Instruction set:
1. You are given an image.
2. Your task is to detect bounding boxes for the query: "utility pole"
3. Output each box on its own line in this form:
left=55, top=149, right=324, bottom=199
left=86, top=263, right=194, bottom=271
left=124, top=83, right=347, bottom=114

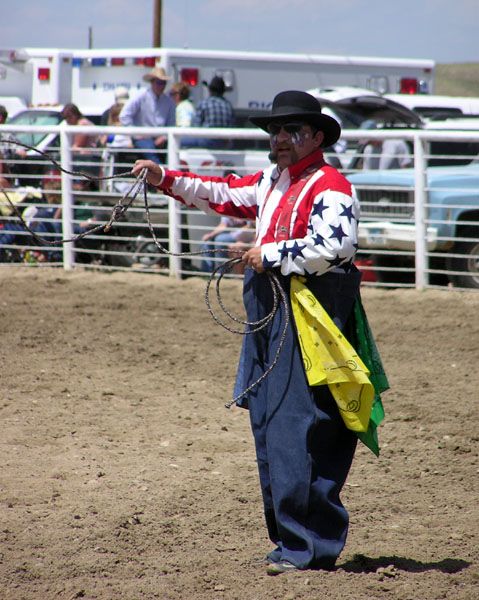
left=153, top=0, right=162, bottom=47
left=88, top=26, right=93, bottom=49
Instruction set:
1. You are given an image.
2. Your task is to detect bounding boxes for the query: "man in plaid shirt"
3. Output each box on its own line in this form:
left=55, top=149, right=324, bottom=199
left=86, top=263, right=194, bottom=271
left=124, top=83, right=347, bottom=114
left=190, top=76, right=234, bottom=148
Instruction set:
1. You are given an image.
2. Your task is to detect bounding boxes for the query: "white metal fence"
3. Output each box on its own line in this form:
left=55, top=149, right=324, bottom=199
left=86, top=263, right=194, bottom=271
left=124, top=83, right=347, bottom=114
left=0, top=122, right=478, bottom=289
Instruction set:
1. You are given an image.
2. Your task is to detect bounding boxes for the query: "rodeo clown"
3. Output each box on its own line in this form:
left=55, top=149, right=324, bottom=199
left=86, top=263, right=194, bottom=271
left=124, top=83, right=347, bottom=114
left=131, top=90, right=386, bottom=575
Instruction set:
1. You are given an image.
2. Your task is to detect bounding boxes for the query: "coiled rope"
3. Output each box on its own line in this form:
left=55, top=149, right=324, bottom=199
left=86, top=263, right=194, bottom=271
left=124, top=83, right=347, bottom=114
left=1, top=139, right=290, bottom=407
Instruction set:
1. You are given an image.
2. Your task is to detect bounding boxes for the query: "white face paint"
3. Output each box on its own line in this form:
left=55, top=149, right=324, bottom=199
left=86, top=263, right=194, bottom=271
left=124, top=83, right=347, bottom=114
left=267, top=123, right=321, bottom=170
left=270, top=130, right=310, bottom=148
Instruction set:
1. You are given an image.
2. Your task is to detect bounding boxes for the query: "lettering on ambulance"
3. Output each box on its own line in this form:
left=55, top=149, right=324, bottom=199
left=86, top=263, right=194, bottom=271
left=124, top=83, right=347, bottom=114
left=248, top=101, right=273, bottom=109
left=100, top=83, right=133, bottom=91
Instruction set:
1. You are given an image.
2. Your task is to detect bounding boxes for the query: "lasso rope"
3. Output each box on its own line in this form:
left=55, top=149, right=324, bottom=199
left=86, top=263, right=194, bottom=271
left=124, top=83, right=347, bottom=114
left=1, top=139, right=290, bottom=407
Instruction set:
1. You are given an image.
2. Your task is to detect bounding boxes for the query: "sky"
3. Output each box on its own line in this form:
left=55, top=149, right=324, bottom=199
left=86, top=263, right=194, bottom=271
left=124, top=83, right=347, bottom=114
left=1, top=0, right=478, bottom=64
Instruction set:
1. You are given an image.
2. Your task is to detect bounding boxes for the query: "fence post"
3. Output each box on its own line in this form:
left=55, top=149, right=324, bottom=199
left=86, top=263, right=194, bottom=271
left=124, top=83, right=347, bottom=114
left=166, top=130, right=182, bottom=278
left=60, top=125, right=74, bottom=270
left=413, top=133, right=428, bottom=289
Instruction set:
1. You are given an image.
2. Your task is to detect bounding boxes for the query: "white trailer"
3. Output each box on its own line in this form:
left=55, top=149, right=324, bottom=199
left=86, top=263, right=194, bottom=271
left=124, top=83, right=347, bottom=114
left=0, top=46, right=435, bottom=119
left=0, top=49, right=73, bottom=116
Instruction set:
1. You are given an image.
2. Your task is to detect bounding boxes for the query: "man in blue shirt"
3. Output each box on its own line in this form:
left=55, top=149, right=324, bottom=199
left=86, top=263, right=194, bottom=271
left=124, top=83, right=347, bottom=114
left=120, top=67, right=176, bottom=163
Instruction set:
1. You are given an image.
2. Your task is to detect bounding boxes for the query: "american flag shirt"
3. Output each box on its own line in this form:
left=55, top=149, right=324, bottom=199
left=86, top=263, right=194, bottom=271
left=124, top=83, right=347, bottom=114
left=158, top=149, right=359, bottom=276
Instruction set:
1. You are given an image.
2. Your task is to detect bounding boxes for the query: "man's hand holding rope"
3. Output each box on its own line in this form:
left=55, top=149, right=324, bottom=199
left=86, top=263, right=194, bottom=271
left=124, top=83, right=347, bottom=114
left=131, top=159, right=265, bottom=273
left=132, top=159, right=164, bottom=188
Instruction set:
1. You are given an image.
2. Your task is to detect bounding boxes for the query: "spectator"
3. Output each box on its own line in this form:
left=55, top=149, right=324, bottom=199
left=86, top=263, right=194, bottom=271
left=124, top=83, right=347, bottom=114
left=101, top=86, right=130, bottom=125
left=200, top=216, right=255, bottom=272
left=119, top=66, right=176, bottom=164
left=362, top=139, right=412, bottom=170
left=188, top=76, right=234, bottom=148
left=61, top=103, right=98, bottom=154
left=169, top=82, right=195, bottom=128
left=27, top=170, right=63, bottom=261
left=100, top=103, right=135, bottom=193
left=360, top=121, right=412, bottom=170
left=0, top=105, right=11, bottom=188
left=60, top=103, right=100, bottom=181
left=100, top=102, right=134, bottom=150
left=0, top=171, right=62, bottom=262
left=378, top=139, right=413, bottom=169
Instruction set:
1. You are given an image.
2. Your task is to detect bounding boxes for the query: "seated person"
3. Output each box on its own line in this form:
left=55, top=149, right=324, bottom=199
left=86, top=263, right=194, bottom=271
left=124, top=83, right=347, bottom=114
left=0, top=171, right=62, bottom=262
left=200, top=216, right=255, bottom=272
left=60, top=103, right=101, bottom=184
left=100, top=103, right=136, bottom=192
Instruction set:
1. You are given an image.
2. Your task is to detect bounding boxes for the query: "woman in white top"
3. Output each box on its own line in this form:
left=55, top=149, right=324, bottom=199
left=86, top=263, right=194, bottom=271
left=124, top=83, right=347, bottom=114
left=169, top=82, right=195, bottom=127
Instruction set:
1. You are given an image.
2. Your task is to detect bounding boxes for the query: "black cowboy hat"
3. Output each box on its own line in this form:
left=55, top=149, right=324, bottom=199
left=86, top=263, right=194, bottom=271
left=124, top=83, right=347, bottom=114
left=202, top=75, right=226, bottom=95
left=249, top=90, right=341, bottom=148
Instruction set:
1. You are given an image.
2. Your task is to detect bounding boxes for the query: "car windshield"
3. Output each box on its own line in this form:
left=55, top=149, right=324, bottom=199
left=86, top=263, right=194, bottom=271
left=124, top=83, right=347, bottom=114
left=8, top=110, right=62, bottom=147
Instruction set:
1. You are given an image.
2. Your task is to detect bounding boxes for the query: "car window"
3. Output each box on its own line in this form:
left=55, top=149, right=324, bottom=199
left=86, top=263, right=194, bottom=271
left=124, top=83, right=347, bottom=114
left=8, top=111, right=62, bottom=147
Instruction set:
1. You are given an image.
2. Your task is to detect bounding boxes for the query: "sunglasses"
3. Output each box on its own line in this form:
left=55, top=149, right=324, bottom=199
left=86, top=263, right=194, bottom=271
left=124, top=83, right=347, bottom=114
left=266, top=122, right=306, bottom=136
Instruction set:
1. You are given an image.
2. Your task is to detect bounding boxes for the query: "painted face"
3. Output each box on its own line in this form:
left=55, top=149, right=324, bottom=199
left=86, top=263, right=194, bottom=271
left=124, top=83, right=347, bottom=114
left=267, top=121, right=323, bottom=170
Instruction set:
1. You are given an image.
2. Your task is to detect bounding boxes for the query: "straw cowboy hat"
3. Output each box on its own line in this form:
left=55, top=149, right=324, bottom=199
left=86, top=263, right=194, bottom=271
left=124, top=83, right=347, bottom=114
left=143, top=66, right=171, bottom=82
left=249, top=90, right=341, bottom=148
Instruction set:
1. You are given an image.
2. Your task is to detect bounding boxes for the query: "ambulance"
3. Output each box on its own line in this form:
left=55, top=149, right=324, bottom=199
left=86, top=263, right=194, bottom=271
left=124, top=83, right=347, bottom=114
left=0, top=47, right=436, bottom=120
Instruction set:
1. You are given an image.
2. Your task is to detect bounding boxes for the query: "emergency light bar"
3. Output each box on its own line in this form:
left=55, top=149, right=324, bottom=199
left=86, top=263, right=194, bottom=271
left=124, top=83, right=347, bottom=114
left=134, top=57, right=156, bottom=67
left=71, top=56, right=156, bottom=67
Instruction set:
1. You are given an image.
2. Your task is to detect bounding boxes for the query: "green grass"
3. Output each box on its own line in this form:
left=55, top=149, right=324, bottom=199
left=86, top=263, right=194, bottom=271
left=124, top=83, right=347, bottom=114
left=435, top=63, right=479, bottom=96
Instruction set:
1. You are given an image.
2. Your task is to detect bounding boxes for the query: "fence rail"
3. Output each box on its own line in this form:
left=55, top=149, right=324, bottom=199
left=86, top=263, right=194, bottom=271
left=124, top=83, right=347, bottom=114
left=1, top=122, right=478, bottom=289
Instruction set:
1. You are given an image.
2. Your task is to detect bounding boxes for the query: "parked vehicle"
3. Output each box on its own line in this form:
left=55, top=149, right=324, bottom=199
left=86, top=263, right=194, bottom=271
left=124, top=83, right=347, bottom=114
left=349, top=160, right=479, bottom=288
left=385, top=93, right=479, bottom=119
left=3, top=107, right=105, bottom=186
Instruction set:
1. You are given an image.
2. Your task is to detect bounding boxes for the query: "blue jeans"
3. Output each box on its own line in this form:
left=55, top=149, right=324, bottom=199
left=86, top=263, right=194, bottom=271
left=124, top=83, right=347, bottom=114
left=133, top=138, right=163, bottom=164
left=200, top=231, right=236, bottom=272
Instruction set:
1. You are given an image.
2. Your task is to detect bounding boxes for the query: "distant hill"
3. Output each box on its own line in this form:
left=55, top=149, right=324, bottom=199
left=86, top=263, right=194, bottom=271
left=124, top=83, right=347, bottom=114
left=436, top=63, right=479, bottom=97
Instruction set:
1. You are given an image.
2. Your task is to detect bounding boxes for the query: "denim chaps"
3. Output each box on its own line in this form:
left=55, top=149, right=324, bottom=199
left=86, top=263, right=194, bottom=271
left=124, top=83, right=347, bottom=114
left=235, top=268, right=361, bottom=569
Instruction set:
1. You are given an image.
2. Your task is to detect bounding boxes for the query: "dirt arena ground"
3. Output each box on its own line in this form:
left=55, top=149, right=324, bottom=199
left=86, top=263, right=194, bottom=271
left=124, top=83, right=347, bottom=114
left=0, top=268, right=478, bottom=600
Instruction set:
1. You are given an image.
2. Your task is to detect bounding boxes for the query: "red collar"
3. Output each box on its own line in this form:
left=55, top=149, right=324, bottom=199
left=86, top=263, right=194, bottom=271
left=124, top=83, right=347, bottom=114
left=286, top=149, right=326, bottom=181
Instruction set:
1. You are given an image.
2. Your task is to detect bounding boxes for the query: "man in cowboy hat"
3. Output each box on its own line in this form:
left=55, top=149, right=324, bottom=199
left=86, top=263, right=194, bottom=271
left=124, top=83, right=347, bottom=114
left=132, top=91, right=364, bottom=574
left=186, top=75, right=234, bottom=148
left=120, top=66, right=175, bottom=163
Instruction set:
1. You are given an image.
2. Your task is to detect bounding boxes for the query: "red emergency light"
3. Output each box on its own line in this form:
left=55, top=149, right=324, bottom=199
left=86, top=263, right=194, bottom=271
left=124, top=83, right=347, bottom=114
left=399, top=78, right=419, bottom=94
left=134, top=57, right=156, bottom=67
left=180, top=67, right=199, bottom=87
left=111, top=57, right=125, bottom=66
left=38, top=67, right=50, bottom=81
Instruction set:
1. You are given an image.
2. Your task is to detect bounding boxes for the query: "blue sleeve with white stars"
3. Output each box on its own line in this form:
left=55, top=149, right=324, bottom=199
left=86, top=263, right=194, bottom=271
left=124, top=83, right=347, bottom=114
left=261, top=188, right=360, bottom=276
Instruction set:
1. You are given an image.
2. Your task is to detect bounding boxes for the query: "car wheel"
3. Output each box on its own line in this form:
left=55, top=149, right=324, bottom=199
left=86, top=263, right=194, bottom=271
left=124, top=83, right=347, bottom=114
left=446, top=235, right=479, bottom=289
left=101, top=240, right=137, bottom=268
left=372, top=254, right=415, bottom=285
left=132, top=241, right=169, bottom=269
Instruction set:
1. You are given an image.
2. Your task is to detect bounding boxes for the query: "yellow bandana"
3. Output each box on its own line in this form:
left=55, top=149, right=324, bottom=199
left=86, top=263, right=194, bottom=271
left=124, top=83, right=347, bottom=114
left=290, top=276, right=374, bottom=432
